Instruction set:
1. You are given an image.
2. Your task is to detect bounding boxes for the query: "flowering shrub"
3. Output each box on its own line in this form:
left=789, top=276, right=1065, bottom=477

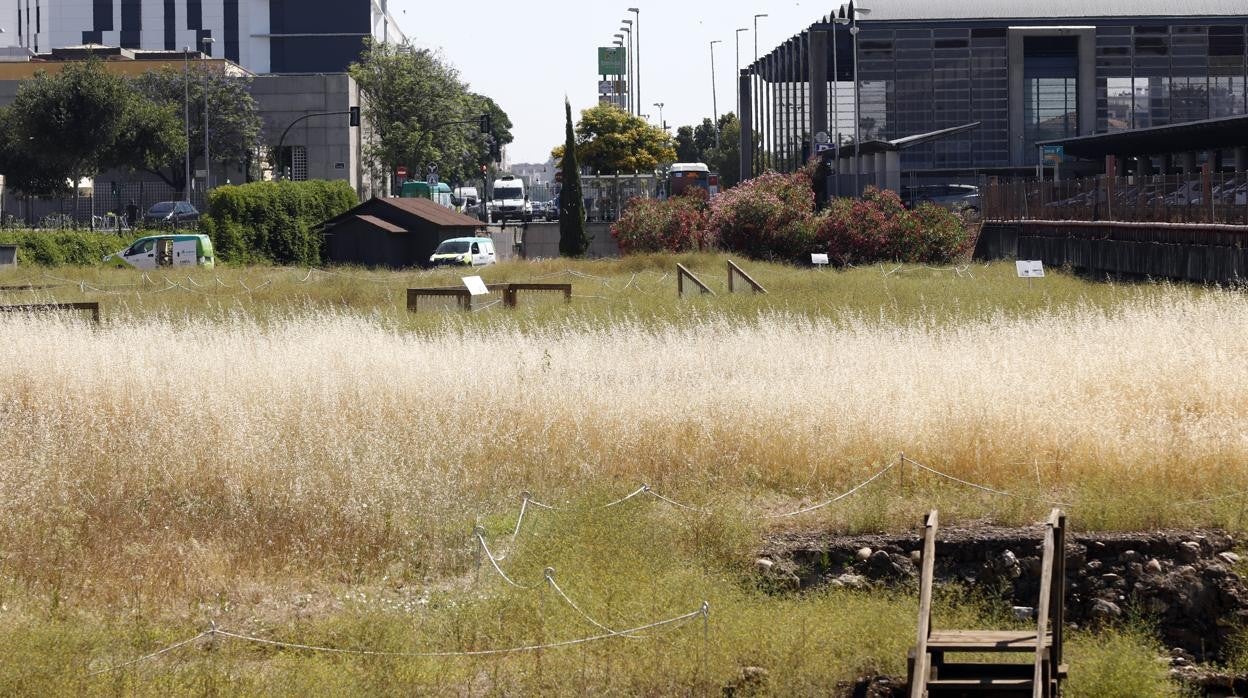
left=817, top=186, right=970, bottom=265
left=611, top=190, right=715, bottom=254
left=708, top=171, right=820, bottom=262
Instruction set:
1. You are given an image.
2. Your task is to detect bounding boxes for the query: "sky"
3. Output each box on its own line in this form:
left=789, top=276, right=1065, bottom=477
left=388, top=1, right=820, bottom=165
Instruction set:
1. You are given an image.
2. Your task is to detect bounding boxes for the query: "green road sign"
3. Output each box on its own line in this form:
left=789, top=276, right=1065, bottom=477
left=1041, top=145, right=1065, bottom=164
left=598, top=47, right=627, bottom=75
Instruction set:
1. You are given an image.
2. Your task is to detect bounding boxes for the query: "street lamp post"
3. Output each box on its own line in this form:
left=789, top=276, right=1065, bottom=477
left=620, top=20, right=633, bottom=115
left=710, top=40, right=722, bottom=149
left=628, top=8, right=640, bottom=117
left=183, top=46, right=192, bottom=202
left=613, top=34, right=626, bottom=110
left=653, top=102, right=666, bottom=130
left=201, top=36, right=214, bottom=193
left=834, top=7, right=849, bottom=187
left=849, top=4, right=869, bottom=197
left=754, top=14, right=768, bottom=174
left=735, top=27, right=749, bottom=121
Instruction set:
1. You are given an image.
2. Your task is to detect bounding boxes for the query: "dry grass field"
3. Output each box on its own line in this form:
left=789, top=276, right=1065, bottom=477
left=0, top=256, right=1235, bottom=694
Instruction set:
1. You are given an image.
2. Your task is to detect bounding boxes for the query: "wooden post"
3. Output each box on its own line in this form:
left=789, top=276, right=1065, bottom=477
left=727, top=260, right=768, bottom=294
left=676, top=263, right=714, bottom=297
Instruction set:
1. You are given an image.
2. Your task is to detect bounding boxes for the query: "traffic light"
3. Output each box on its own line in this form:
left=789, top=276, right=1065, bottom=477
left=489, top=137, right=501, bottom=163
left=479, top=113, right=492, bottom=134
left=349, top=106, right=361, bottom=127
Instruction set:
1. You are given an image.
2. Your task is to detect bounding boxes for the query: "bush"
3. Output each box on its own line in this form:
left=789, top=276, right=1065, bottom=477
left=817, top=186, right=970, bottom=265
left=0, top=230, right=138, bottom=266
left=201, top=180, right=358, bottom=265
left=708, top=171, right=820, bottom=262
left=611, top=190, right=714, bottom=255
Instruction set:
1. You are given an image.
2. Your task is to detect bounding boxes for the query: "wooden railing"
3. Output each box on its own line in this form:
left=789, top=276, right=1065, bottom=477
left=909, top=509, right=939, bottom=698
left=0, top=302, right=101, bottom=323
left=407, top=283, right=572, bottom=312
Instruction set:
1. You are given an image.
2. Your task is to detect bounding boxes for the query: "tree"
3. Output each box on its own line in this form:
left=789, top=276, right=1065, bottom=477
left=131, top=65, right=261, bottom=194
left=6, top=60, right=133, bottom=202
left=351, top=40, right=506, bottom=193
left=693, top=118, right=718, bottom=155
left=0, top=107, right=71, bottom=198
left=450, top=93, right=513, bottom=184
left=558, top=100, right=588, bottom=257
left=551, top=104, right=675, bottom=174
left=706, top=113, right=742, bottom=188
left=674, top=125, right=699, bottom=162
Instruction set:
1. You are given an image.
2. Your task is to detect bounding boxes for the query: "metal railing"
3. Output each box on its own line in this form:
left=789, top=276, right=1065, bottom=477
left=984, top=173, right=1248, bottom=226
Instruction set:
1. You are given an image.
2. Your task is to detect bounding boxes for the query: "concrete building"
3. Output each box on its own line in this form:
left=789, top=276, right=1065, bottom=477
left=0, top=0, right=403, bottom=73
left=744, top=2, right=1248, bottom=186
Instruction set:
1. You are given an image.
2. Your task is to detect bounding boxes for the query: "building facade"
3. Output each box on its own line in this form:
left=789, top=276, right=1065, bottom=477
left=746, top=2, right=1248, bottom=182
left=0, top=0, right=402, bottom=73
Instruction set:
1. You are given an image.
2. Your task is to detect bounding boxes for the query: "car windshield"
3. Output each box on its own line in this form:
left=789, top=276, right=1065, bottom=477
left=435, top=240, right=472, bottom=254
left=495, top=187, right=523, bottom=200
left=148, top=203, right=176, bottom=214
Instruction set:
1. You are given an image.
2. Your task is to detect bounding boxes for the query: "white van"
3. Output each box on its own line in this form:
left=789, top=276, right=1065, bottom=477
left=429, top=237, right=497, bottom=267
left=107, top=234, right=216, bottom=270
left=488, top=175, right=531, bottom=224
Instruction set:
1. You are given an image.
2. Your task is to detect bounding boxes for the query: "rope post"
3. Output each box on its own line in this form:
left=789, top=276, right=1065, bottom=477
left=899, top=452, right=907, bottom=496
left=700, top=601, right=711, bottom=692
left=208, top=620, right=218, bottom=653
left=473, top=525, right=485, bottom=584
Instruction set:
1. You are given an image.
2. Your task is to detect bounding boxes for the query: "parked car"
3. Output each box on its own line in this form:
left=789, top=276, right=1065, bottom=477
left=901, top=184, right=981, bottom=217
left=428, top=237, right=497, bottom=267
left=143, top=201, right=200, bottom=226
left=106, top=234, right=215, bottom=270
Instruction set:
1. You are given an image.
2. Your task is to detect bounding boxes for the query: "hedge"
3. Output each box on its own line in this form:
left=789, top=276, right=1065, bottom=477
left=201, top=180, right=358, bottom=265
left=0, top=231, right=138, bottom=266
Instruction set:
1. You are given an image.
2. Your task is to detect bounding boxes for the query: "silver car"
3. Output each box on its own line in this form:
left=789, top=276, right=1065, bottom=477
left=902, top=184, right=981, bottom=217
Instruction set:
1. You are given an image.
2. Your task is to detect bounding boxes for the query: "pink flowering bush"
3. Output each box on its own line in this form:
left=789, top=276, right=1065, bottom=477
left=817, top=187, right=970, bottom=265
left=611, top=190, right=715, bottom=254
left=708, top=171, right=821, bottom=262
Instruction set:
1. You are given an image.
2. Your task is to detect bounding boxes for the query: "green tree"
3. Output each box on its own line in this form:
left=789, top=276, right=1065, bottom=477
left=0, top=107, right=73, bottom=198
left=552, top=104, right=675, bottom=174
left=450, top=93, right=513, bottom=184
left=693, top=118, right=718, bottom=155
left=130, top=65, right=261, bottom=194
left=5, top=60, right=133, bottom=202
left=674, top=125, right=699, bottom=162
left=706, top=113, right=742, bottom=188
left=351, top=41, right=505, bottom=192
left=558, top=100, right=588, bottom=257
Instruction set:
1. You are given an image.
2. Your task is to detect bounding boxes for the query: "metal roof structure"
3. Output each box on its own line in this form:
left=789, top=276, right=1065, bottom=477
left=1037, top=114, right=1248, bottom=159
left=830, top=122, right=982, bottom=158
left=813, top=1, right=1248, bottom=23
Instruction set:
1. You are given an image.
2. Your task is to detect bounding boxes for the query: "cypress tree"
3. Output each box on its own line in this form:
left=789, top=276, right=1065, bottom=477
left=558, top=99, right=589, bottom=257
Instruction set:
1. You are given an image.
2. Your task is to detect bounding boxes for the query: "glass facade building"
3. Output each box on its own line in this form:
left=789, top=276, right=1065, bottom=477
left=746, top=7, right=1248, bottom=181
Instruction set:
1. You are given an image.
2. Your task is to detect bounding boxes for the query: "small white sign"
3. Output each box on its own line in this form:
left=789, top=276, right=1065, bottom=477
left=463, top=275, right=489, bottom=296
left=1016, top=261, right=1045, bottom=278
left=811, top=253, right=830, bottom=266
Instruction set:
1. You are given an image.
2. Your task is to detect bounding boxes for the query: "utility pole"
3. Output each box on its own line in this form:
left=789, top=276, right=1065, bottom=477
left=710, top=40, right=722, bottom=149
left=736, top=28, right=749, bottom=120
left=629, top=8, right=640, bottom=117
left=202, top=36, right=215, bottom=192
left=183, top=46, right=192, bottom=202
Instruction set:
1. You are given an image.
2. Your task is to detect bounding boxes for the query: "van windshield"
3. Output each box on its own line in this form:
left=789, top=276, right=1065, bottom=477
left=495, top=187, right=523, bottom=200
left=435, top=240, right=471, bottom=255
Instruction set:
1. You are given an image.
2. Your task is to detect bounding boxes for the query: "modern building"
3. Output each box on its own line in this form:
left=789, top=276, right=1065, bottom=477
left=743, top=1, right=1248, bottom=185
left=0, top=0, right=403, bottom=73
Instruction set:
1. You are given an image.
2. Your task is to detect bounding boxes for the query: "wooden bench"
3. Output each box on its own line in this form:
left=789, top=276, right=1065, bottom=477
left=407, top=283, right=572, bottom=312
left=908, top=509, right=1067, bottom=697
left=0, top=302, right=101, bottom=323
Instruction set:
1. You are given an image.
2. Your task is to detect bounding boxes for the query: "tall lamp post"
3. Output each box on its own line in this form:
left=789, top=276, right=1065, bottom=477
left=849, top=4, right=869, bottom=197
left=201, top=36, right=215, bottom=193
left=710, top=40, right=722, bottom=148
left=754, top=14, right=768, bottom=173
left=735, top=27, right=749, bottom=120
left=613, top=34, right=626, bottom=109
left=620, top=20, right=633, bottom=115
left=628, top=8, right=640, bottom=116
left=183, top=46, right=192, bottom=202
left=653, top=102, right=666, bottom=130
left=833, top=7, right=849, bottom=182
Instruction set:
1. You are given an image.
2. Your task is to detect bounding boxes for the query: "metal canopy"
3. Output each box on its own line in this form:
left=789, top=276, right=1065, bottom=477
left=829, top=122, right=982, bottom=158
left=1037, top=114, right=1248, bottom=159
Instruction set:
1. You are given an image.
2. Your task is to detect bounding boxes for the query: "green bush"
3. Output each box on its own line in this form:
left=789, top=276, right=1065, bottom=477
left=201, top=180, right=358, bottom=265
left=708, top=170, right=821, bottom=262
left=0, top=230, right=137, bottom=266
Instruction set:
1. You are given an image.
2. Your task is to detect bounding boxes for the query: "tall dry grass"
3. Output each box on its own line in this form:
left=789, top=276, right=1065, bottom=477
left=2, top=291, right=1247, bottom=603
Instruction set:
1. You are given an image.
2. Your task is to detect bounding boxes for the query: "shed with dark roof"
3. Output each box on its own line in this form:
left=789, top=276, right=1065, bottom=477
left=322, top=197, right=485, bottom=268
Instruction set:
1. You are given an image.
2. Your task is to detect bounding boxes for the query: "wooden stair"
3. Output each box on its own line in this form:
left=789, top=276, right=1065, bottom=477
left=908, top=510, right=1067, bottom=698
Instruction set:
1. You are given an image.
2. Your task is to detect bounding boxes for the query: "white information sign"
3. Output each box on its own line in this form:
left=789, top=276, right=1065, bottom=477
left=1015, top=261, right=1045, bottom=278
left=463, top=275, right=489, bottom=296
left=811, top=253, right=830, bottom=266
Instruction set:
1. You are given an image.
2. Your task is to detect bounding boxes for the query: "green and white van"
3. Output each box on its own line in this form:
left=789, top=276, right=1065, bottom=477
left=429, top=237, right=497, bottom=267
left=108, top=234, right=216, bottom=270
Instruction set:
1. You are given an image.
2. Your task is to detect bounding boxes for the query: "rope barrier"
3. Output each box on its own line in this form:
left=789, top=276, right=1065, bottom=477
left=475, top=528, right=538, bottom=589
left=901, top=455, right=1070, bottom=507
left=544, top=569, right=642, bottom=638
left=87, top=631, right=213, bottom=676
left=763, top=459, right=900, bottom=519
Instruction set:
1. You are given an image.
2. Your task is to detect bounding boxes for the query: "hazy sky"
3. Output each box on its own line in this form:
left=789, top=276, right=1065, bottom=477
left=389, top=1, right=820, bottom=164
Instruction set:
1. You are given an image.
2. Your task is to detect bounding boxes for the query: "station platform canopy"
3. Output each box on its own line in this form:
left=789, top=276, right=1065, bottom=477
left=1038, top=114, right=1248, bottom=160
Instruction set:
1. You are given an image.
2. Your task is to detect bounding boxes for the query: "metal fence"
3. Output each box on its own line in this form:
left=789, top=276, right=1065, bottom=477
left=579, top=173, right=659, bottom=222
left=984, top=174, right=1248, bottom=226
left=1, top=181, right=205, bottom=230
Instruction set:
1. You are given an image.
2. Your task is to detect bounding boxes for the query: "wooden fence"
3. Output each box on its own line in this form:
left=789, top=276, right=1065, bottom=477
left=0, top=302, right=101, bottom=323
left=407, top=283, right=572, bottom=312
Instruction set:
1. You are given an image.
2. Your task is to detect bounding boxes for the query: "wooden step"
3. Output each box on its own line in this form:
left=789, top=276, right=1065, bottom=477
left=926, top=677, right=1034, bottom=694
left=927, top=630, right=1052, bottom=652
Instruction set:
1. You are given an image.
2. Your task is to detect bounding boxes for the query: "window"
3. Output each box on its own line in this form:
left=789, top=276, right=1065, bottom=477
left=470, top=243, right=480, bottom=254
